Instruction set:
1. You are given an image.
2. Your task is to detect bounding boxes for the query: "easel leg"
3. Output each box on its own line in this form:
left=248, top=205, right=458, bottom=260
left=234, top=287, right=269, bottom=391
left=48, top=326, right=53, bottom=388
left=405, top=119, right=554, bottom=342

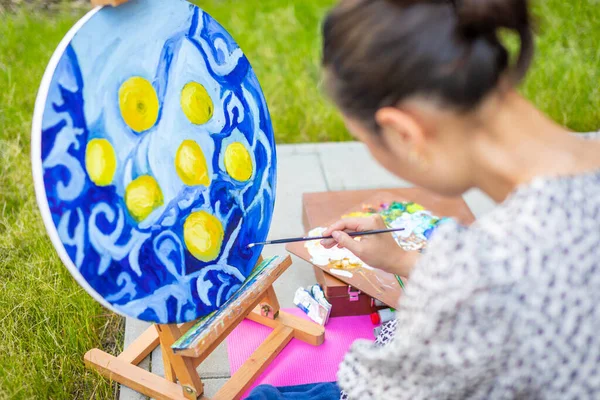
left=161, top=338, right=177, bottom=383
left=156, top=324, right=204, bottom=399
left=117, top=324, right=160, bottom=364
left=248, top=309, right=325, bottom=346
left=85, top=348, right=188, bottom=400
left=214, top=284, right=324, bottom=399
left=212, top=326, right=294, bottom=400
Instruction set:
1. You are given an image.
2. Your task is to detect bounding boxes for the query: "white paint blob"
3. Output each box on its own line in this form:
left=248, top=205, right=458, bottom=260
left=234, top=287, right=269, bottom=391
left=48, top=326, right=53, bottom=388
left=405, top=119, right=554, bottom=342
left=328, top=269, right=354, bottom=278
left=304, top=227, right=364, bottom=266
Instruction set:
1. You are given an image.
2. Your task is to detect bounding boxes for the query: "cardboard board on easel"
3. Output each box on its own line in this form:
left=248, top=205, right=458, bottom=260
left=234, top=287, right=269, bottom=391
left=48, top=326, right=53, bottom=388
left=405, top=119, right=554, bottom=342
left=287, top=187, right=476, bottom=309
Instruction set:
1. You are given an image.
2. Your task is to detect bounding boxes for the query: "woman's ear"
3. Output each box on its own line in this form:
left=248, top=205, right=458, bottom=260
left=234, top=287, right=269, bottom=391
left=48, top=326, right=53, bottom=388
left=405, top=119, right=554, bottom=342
left=375, top=106, right=426, bottom=157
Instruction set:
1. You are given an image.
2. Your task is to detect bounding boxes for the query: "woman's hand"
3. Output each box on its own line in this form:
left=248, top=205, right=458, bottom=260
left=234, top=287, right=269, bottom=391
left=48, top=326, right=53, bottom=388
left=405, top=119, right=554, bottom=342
left=321, top=215, right=419, bottom=276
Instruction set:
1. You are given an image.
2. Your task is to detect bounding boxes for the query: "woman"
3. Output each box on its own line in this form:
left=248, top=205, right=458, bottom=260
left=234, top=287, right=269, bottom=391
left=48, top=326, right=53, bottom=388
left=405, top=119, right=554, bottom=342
left=317, top=0, right=600, bottom=398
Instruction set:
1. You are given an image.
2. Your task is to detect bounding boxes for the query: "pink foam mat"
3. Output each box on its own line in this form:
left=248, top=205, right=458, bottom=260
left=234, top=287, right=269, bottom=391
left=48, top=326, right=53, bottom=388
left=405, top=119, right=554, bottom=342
left=226, top=308, right=374, bottom=397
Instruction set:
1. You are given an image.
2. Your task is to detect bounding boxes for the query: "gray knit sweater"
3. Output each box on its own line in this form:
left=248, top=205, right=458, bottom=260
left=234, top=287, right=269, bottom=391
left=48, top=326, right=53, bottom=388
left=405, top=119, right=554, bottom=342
left=338, top=132, right=600, bottom=399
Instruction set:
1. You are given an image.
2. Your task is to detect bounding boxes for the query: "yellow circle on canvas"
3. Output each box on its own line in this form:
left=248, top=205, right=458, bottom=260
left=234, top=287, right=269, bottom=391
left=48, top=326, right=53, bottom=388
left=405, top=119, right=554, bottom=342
left=175, top=140, right=210, bottom=186
left=85, top=138, right=117, bottom=186
left=119, top=77, right=159, bottom=132
left=181, top=82, right=213, bottom=125
left=183, top=211, right=224, bottom=262
left=224, top=142, right=253, bottom=182
left=125, top=175, right=164, bottom=222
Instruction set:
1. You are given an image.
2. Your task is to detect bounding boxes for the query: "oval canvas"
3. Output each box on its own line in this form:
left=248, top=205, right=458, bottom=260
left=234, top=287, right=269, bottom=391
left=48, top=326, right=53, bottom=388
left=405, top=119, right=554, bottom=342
left=31, top=0, right=276, bottom=324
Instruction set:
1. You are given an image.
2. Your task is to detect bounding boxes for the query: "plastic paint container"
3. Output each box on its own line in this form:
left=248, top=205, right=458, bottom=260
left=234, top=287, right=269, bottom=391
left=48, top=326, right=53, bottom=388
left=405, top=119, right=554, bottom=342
left=373, top=326, right=383, bottom=338
left=370, top=308, right=395, bottom=325
left=371, top=298, right=386, bottom=308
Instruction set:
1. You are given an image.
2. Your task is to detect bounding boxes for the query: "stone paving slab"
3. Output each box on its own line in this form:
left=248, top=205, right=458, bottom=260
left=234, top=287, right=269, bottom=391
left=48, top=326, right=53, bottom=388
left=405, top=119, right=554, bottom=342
left=120, top=142, right=496, bottom=399
left=316, top=142, right=411, bottom=191
left=203, top=378, right=230, bottom=398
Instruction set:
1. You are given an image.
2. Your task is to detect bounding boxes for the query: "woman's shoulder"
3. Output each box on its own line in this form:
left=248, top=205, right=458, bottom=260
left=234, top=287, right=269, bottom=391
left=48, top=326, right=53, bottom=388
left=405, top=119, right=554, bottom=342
left=418, top=172, right=600, bottom=288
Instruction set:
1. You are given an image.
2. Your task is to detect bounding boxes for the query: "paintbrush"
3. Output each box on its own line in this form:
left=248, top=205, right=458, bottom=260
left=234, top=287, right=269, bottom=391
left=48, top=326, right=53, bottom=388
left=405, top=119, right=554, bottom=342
left=246, top=227, right=405, bottom=248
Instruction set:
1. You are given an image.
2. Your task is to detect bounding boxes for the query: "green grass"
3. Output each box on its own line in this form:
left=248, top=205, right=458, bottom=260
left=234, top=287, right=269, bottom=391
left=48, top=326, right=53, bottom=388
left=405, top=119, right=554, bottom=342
left=201, top=0, right=600, bottom=138
left=0, top=7, right=123, bottom=400
left=0, top=0, right=598, bottom=398
left=522, top=1, right=600, bottom=131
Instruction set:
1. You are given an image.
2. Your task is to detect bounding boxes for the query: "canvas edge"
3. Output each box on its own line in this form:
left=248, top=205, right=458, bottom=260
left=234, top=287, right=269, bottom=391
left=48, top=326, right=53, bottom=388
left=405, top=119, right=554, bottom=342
left=30, top=5, right=128, bottom=319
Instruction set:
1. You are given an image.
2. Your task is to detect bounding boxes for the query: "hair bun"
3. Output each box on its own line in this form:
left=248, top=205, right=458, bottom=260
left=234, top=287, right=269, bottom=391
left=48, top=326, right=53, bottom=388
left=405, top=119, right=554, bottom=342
left=384, top=0, right=529, bottom=36
left=455, top=0, right=529, bottom=34
left=455, top=0, right=533, bottom=82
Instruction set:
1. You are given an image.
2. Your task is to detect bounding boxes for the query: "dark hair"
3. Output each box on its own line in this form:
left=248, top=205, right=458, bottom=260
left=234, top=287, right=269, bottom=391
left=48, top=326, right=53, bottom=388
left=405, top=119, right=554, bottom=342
left=322, top=0, right=534, bottom=131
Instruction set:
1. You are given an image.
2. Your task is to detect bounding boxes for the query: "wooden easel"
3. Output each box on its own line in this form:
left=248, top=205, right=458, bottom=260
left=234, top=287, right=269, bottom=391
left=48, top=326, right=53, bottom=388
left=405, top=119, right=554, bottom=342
left=85, top=255, right=325, bottom=399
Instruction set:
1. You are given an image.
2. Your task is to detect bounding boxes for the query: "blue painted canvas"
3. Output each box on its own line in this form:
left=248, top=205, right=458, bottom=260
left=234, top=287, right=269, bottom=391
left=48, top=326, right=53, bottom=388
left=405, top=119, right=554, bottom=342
left=31, top=0, right=276, bottom=324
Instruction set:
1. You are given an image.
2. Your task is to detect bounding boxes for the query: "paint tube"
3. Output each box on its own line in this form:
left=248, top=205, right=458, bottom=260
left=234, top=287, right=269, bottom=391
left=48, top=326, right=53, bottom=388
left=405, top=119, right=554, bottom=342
left=294, top=288, right=311, bottom=315
left=373, top=326, right=383, bottom=338
left=310, top=284, right=332, bottom=325
left=371, top=298, right=386, bottom=308
left=378, top=308, right=395, bottom=323
left=370, top=308, right=395, bottom=325
left=310, top=285, right=332, bottom=315
left=293, top=287, right=330, bottom=326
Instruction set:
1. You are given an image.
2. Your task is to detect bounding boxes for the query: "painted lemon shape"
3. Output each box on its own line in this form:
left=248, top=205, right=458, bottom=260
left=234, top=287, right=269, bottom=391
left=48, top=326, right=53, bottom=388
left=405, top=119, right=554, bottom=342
left=119, top=77, right=159, bottom=132
left=181, top=82, right=213, bottom=125
left=183, top=211, right=224, bottom=262
left=224, top=142, right=253, bottom=182
left=175, top=140, right=210, bottom=186
left=125, top=175, right=163, bottom=222
left=85, top=138, right=116, bottom=186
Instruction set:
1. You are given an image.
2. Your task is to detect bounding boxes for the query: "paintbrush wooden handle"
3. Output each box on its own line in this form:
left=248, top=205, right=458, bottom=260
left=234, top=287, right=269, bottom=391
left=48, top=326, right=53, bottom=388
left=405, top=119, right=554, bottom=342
left=346, top=228, right=403, bottom=238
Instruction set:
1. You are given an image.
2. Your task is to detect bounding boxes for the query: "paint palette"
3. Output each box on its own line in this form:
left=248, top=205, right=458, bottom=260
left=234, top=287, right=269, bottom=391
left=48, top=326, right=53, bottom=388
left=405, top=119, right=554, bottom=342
left=31, top=0, right=276, bottom=323
left=305, top=201, right=450, bottom=272
left=287, top=189, right=476, bottom=308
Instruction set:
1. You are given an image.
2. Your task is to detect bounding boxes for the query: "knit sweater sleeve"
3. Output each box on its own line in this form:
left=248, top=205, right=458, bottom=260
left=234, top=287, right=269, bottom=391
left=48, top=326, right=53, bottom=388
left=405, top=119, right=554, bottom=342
left=337, top=221, right=521, bottom=399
